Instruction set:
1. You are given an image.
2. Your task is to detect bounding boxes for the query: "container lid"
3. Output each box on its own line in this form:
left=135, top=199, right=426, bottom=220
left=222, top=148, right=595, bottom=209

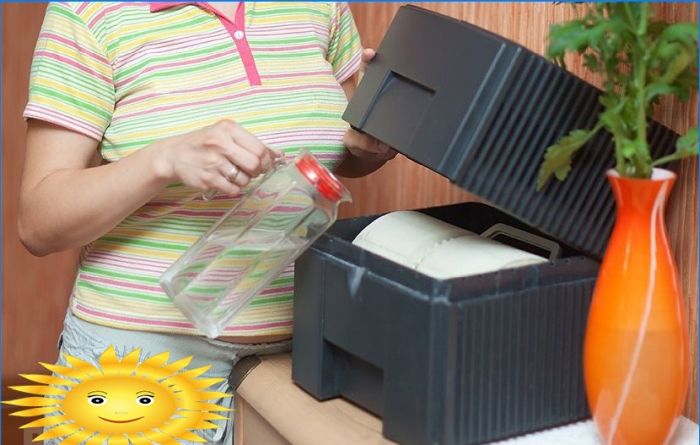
left=295, top=152, right=345, bottom=202
left=343, top=5, right=678, bottom=259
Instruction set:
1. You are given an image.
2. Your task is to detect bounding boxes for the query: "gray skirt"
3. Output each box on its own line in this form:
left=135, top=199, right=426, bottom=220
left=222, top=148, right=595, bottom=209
left=47, top=308, right=291, bottom=445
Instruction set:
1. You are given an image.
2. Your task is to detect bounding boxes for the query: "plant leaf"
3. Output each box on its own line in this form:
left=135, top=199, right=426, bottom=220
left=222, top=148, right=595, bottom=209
left=660, top=22, right=698, bottom=46
left=599, top=96, right=628, bottom=139
left=647, top=20, right=669, bottom=39
left=646, top=80, right=692, bottom=103
left=583, top=53, right=601, bottom=72
left=536, top=126, right=601, bottom=190
left=652, top=127, right=699, bottom=167
left=660, top=47, right=692, bottom=85
left=645, top=83, right=675, bottom=102
left=676, top=127, right=699, bottom=156
left=547, top=21, right=590, bottom=60
left=673, top=69, right=698, bottom=93
left=620, top=140, right=639, bottom=159
left=539, top=3, right=698, bottom=186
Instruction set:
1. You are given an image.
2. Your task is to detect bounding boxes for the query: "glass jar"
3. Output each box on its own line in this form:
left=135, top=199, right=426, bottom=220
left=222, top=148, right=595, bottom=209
left=160, top=151, right=351, bottom=338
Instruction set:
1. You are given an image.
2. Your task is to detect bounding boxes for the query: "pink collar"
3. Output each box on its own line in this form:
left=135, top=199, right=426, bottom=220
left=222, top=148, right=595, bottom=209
left=149, top=2, right=243, bottom=22
left=149, top=2, right=195, bottom=13
left=149, top=2, right=260, bottom=86
left=149, top=2, right=246, bottom=30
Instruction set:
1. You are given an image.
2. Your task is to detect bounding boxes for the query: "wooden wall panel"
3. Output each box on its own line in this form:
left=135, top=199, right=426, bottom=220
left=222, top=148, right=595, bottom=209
left=347, top=2, right=698, bottom=421
left=1, top=4, right=79, bottom=442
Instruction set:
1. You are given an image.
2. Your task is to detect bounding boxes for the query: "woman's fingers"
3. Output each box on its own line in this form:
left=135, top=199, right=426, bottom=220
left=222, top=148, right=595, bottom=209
left=210, top=174, right=241, bottom=196
left=271, top=147, right=285, bottom=159
left=219, top=120, right=274, bottom=171
left=343, top=128, right=396, bottom=160
left=217, top=159, right=251, bottom=188
left=360, top=48, right=376, bottom=78
left=222, top=143, right=263, bottom=178
left=175, top=119, right=279, bottom=195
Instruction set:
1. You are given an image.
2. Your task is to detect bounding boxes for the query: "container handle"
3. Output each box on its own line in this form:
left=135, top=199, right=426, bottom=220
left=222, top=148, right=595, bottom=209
left=481, top=223, right=562, bottom=261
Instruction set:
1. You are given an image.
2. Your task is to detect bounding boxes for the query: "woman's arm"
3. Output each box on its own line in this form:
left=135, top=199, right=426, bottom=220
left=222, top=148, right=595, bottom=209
left=18, top=119, right=275, bottom=256
left=19, top=121, right=168, bottom=256
left=334, top=49, right=397, bottom=178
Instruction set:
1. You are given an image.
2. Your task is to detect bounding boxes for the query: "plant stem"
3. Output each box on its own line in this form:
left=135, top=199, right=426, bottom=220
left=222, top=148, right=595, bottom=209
left=638, top=3, right=648, bottom=36
left=614, top=138, right=626, bottom=176
left=652, top=153, right=681, bottom=167
left=623, top=3, right=636, bottom=31
left=632, top=3, right=650, bottom=178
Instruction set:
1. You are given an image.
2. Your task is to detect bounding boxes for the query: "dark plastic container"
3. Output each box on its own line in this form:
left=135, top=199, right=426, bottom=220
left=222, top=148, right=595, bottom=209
left=343, top=5, right=678, bottom=260
left=292, top=5, right=679, bottom=445
left=293, top=203, right=597, bottom=445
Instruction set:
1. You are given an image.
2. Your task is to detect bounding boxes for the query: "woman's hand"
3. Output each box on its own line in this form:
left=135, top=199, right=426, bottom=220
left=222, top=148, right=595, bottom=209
left=18, top=119, right=276, bottom=256
left=336, top=48, right=398, bottom=178
left=150, top=119, right=278, bottom=196
left=343, top=127, right=397, bottom=163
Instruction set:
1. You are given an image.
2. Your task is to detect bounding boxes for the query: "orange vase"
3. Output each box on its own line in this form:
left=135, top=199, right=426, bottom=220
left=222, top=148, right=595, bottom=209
left=584, top=168, right=689, bottom=445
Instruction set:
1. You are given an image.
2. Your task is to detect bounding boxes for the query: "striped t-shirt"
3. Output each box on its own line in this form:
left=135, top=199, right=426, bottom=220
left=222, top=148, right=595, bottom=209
left=24, top=2, right=362, bottom=336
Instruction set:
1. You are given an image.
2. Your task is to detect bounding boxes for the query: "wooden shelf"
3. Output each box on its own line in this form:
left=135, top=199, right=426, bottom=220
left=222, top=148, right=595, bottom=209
left=235, top=354, right=397, bottom=445
left=234, top=354, right=699, bottom=445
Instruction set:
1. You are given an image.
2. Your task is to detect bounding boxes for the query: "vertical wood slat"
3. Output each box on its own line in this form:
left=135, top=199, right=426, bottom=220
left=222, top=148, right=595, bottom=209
left=348, top=2, right=698, bottom=421
left=2, top=7, right=77, bottom=444
left=2, top=4, right=79, bottom=364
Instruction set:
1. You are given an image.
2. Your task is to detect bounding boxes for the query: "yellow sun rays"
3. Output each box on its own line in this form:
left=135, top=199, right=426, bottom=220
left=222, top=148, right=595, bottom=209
left=4, top=346, right=231, bottom=444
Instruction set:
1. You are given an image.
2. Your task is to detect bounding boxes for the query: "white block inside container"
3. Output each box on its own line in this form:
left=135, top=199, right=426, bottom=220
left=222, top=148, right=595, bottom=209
left=353, top=211, right=547, bottom=279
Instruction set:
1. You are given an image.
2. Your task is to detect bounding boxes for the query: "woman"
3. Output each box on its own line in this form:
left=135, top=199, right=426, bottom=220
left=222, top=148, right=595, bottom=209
left=18, top=2, right=394, bottom=443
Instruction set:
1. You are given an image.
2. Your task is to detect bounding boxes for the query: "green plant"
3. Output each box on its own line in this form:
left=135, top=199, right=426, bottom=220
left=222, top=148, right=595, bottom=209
left=537, top=3, right=698, bottom=190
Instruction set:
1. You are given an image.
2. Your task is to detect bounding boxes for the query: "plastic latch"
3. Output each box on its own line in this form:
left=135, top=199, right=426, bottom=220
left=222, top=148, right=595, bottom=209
left=481, top=223, right=562, bottom=261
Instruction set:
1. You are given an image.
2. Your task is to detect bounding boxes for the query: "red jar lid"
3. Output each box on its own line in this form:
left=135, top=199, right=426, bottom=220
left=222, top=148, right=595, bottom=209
left=295, top=153, right=344, bottom=201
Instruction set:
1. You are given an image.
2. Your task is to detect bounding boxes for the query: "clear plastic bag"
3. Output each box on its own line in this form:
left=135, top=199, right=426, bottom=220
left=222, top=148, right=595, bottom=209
left=160, top=151, right=350, bottom=338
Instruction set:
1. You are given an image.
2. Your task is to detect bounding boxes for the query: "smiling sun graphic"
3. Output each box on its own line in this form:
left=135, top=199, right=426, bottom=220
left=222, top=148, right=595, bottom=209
left=4, top=346, right=231, bottom=444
